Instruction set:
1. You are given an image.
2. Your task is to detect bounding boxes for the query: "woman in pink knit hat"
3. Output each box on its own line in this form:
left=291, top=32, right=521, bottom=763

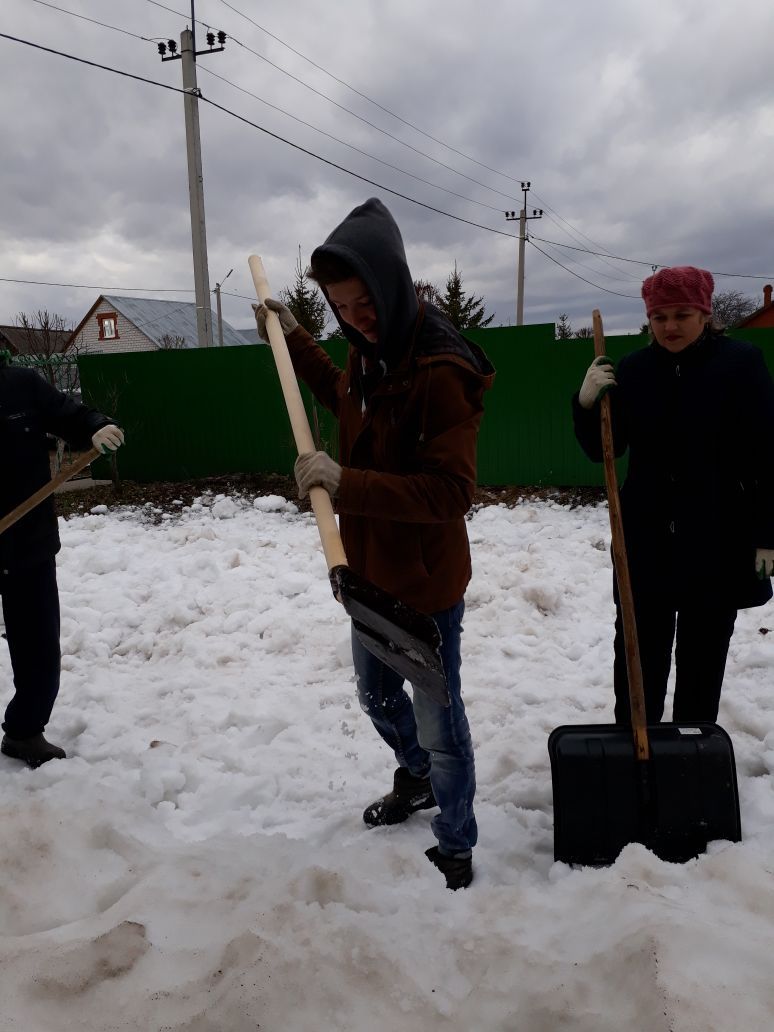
left=573, top=266, right=774, bottom=725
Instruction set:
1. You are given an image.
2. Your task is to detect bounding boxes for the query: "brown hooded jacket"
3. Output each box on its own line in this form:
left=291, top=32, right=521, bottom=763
left=285, top=198, right=495, bottom=614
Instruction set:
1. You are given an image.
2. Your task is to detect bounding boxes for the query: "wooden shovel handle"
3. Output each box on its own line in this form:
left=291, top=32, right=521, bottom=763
left=0, top=445, right=101, bottom=537
left=593, top=310, right=650, bottom=761
left=248, top=254, right=348, bottom=571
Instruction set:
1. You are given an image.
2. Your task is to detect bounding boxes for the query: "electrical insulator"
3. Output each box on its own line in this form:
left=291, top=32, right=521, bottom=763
left=157, top=42, right=167, bottom=56
left=168, top=39, right=177, bottom=54
left=217, top=30, right=227, bottom=44
left=206, top=31, right=215, bottom=47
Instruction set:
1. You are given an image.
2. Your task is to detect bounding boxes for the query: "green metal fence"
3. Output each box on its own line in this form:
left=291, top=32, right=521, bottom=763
left=77, top=325, right=774, bottom=487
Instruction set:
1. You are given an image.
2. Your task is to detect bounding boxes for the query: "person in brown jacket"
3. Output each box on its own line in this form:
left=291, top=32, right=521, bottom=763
left=254, top=198, right=494, bottom=889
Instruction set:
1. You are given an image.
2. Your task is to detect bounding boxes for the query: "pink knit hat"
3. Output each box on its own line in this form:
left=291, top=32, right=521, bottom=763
left=641, top=266, right=714, bottom=316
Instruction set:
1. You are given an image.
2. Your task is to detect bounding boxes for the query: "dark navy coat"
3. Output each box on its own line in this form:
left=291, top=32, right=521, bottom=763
left=573, top=330, right=774, bottom=609
left=0, top=361, right=112, bottom=571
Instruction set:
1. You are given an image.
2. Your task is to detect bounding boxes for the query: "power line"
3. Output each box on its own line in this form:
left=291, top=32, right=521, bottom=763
left=0, top=31, right=519, bottom=242
left=140, top=4, right=774, bottom=287
left=199, top=65, right=505, bottom=214
left=26, top=0, right=514, bottom=215
left=530, top=234, right=774, bottom=280
left=144, top=0, right=189, bottom=18
left=0, top=30, right=188, bottom=95
left=529, top=191, right=641, bottom=280
left=532, top=235, right=643, bottom=286
left=528, top=240, right=642, bottom=299
left=27, top=0, right=160, bottom=41
left=534, top=209, right=636, bottom=283
left=200, top=92, right=520, bottom=239
left=215, top=0, right=529, bottom=188
left=0, top=275, right=194, bottom=292
left=5, top=30, right=769, bottom=301
left=222, top=34, right=524, bottom=205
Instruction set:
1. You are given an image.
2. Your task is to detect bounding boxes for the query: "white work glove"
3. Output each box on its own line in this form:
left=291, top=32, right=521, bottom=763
left=294, top=451, right=342, bottom=499
left=755, top=548, right=774, bottom=579
left=252, top=298, right=298, bottom=344
left=579, top=356, right=617, bottom=409
left=91, top=424, right=124, bottom=453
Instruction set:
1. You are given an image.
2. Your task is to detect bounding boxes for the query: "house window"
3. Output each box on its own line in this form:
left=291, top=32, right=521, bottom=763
left=97, top=313, right=119, bottom=340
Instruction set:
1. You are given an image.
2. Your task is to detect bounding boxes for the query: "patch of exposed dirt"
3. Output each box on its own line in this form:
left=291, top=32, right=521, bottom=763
left=54, top=471, right=605, bottom=521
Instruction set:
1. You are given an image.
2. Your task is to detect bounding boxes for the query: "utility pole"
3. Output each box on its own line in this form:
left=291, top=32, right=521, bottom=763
left=214, top=268, right=233, bottom=347
left=158, top=5, right=227, bottom=348
left=505, top=182, right=543, bottom=326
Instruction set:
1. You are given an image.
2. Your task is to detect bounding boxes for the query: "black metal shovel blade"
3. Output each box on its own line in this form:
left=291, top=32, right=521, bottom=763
left=330, top=565, right=449, bottom=706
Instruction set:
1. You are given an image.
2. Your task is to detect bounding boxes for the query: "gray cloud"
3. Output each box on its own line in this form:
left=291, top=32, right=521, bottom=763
left=1, top=0, right=772, bottom=340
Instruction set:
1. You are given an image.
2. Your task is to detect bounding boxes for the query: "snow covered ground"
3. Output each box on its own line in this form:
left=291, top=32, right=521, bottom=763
left=1, top=493, right=773, bottom=1031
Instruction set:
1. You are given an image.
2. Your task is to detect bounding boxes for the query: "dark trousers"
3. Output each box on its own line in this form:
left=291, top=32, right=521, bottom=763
left=1, top=558, right=61, bottom=739
left=613, top=575, right=737, bottom=725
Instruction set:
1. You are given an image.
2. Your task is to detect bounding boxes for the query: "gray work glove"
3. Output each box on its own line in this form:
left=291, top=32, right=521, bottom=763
left=91, top=424, right=125, bottom=453
left=756, top=548, right=774, bottom=579
left=578, top=356, right=617, bottom=409
left=294, top=450, right=342, bottom=499
left=252, top=298, right=298, bottom=344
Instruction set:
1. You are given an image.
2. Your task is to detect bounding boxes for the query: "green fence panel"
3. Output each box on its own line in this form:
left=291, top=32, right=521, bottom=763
left=79, top=346, right=307, bottom=482
left=77, top=325, right=774, bottom=486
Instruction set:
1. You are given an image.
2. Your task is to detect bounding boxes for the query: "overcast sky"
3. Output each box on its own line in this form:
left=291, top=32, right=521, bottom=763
left=2, top=0, right=773, bottom=338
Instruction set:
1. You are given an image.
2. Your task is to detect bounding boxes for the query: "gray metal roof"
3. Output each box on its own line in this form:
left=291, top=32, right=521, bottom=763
left=235, top=326, right=260, bottom=345
left=102, top=295, right=251, bottom=349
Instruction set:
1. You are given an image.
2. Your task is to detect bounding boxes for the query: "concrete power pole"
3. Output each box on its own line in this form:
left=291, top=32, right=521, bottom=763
left=214, top=268, right=233, bottom=347
left=505, top=182, right=543, bottom=326
left=181, top=28, right=212, bottom=348
left=158, top=7, right=227, bottom=348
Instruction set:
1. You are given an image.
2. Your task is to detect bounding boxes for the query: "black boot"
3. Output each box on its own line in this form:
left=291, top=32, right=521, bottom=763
left=363, top=767, right=436, bottom=827
left=425, top=846, right=473, bottom=890
left=1, top=733, right=66, bottom=769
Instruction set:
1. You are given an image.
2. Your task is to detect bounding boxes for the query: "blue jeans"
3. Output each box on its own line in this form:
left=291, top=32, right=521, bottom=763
left=352, top=598, right=477, bottom=857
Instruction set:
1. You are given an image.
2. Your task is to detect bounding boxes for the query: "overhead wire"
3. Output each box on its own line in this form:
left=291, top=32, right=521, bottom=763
left=4, top=27, right=771, bottom=297
left=530, top=235, right=774, bottom=279
left=198, top=65, right=505, bottom=214
left=36, top=0, right=666, bottom=275
left=0, top=275, right=194, bottom=292
left=26, top=1, right=519, bottom=214
left=527, top=240, right=641, bottom=299
left=215, top=0, right=528, bottom=188
left=532, top=236, right=641, bottom=288
left=223, top=33, right=524, bottom=204
left=26, top=0, right=161, bottom=42
left=0, top=31, right=522, bottom=241
left=144, top=0, right=774, bottom=284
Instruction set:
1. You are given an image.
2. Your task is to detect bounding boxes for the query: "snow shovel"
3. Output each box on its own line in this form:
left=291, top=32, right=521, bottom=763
left=547, top=309, right=741, bottom=865
left=0, top=445, right=101, bottom=536
left=247, top=255, right=448, bottom=706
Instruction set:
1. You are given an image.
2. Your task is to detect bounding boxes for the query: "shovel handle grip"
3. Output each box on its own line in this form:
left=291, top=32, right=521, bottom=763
left=593, top=310, right=650, bottom=762
left=0, top=445, right=101, bottom=537
left=248, top=255, right=347, bottom=571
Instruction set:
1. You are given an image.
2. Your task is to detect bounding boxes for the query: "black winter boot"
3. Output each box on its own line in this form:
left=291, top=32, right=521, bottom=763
left=1, top=733, right=66, bottom=769
left=425, top=846, right=473, bottom=890
left=363, top=767, right=436, bottom=827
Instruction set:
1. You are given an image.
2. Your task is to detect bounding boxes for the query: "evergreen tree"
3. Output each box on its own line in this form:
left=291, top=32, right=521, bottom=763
left=435, top=263, right=494, bottom=330
left=279, top=247, right=328, bottom=340
left=556, top=313, right=573, bottom=339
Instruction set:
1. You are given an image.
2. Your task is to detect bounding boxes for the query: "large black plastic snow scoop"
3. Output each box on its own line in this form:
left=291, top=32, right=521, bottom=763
left=248, top=255, right=448, bottom=706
